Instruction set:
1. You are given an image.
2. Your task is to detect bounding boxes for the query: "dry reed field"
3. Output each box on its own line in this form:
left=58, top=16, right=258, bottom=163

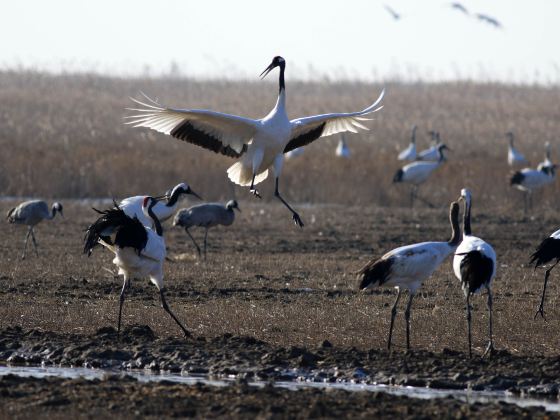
left=0, top=70, right=559, bottom=212
left=2, top=71, right=560, bottom=417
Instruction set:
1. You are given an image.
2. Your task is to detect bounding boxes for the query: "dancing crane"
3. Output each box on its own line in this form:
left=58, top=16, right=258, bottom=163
left=126, top=56, right=384, bottom=228
left=119, top=182, right=201, bottom=228
left=84, top=197, right=190, bottom=337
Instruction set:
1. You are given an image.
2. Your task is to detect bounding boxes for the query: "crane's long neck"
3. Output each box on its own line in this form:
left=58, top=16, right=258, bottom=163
left=448, top=205, right=461, bottom=247
left=49, top=207, right=57, bottom=219
left=148, top=205, right=163, bottom=236
left=165, top=189, right=181, bottom=207
left=463, top=197, right=472, bottom=236
left=275, top=63, right=286, bottom=111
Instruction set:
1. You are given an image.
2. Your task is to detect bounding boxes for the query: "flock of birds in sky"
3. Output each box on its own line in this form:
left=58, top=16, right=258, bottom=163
left=4, top=56, right=560, bottom=357
left=383, top=2, right=503, bottom=28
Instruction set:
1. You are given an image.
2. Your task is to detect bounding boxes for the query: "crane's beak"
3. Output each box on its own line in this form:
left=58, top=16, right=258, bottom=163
left=188, top=188, right=202, bottom=200
left=260, top=62, right=276, bottom=79
left=234, top=206, right=241, bottom=212
left=153, top=194, right=167, bottom=202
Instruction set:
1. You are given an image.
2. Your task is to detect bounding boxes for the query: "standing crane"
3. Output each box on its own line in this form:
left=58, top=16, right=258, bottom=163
left=7, top=200, right=63, bottom=259
left=417, top=131, right=442, bottom=161
left=126, top=56, right=384, bottom=228
left=507, top=132, right=528, bottom=167
left=397, top=125, right=417, bottom=161
left=84, top=196, right=190, bottom=337
left=510, top=165, right=556, bottom=213
left=393, top=144, right=449, bottom=207
left=453, top=189, right=496, bottom=358
left=173, top=200, right=240, bottom=259
left=530, top=228, right=560, bottom=319
left=357, top=201, right=461, bottom=351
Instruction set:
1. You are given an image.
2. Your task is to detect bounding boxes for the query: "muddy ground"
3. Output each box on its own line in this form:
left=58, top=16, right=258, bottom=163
left=1, top=200, right=560, bottom=417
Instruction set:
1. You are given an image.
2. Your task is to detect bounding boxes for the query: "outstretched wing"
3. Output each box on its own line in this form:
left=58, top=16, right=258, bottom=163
left=285, top=89, right=384, bottom=153
left=125, top=94, right=260, bottom=158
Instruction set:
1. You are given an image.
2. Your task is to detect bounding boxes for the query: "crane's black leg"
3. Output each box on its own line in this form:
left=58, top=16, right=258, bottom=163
left=249, top=174, right=261, bottom=199
left=534, top=260, right=559, bottom=319
left=159, top=288, right=191, bottom=338
left=387, top=288, right=402, bottom=351
left=21, top=227, right=32, bottom=260
left=482, top=287, right=495, bottom=358
left=117, top=276, right=128, bottom=334
left=274, top=177, right=304, bottom=228
left=30, top=228, right=39, bottom=257
left=523, top=193, right=529, bottom=215
left=203, top=228, right=209, bottom=260
left=185, top=228, right=201, bottom=257
left=466, top=294, right=472, bottom=358
left=404, top=292, right=415, bottom=350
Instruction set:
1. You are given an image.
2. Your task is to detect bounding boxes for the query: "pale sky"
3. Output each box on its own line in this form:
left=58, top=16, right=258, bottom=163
left=2, top=0, right=558, bottom=84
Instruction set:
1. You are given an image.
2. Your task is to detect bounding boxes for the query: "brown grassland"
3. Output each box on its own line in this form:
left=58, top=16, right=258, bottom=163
left=1, top=71, right=560, bottom=417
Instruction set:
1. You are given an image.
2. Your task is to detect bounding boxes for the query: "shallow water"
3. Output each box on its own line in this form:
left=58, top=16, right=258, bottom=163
left=1, top=365, right=559, bottom=412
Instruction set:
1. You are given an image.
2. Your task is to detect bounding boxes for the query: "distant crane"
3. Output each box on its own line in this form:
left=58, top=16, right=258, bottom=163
left=126, top=56, right=384, bottom=228
left=383, top=4, right=401, bottom=20
left=450, top=2, right=469, bottom=14
left=398, top=125, right=417, bottom=161
left=453, top=189, right=496, bottom=358
left=358, top=201, right=461, bottom=351
left=417, top=131, right=442, bottom=161
left=335, top=135, right=351, bottom=158
left=173, top=200, right=240, bottom=259
left=476, top=13, right=502, bottom=28
left=507, top=132, right=528, bottom=167
left=530, top=228, right=560, bottom=319
left=84, top=196, right=190, bottom=337
left=537, top=142, right=553, bottom=171
left=6, top=200, right=63, bottom=259
left=119, top=182, right=201, bottom=228
left=510, top=165, right=556, bottom=213
left=393, top=144, right=449, bottom=207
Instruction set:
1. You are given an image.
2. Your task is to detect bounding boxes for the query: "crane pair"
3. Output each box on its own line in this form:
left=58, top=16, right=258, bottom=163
left=358, top=188, right=496, bottom=358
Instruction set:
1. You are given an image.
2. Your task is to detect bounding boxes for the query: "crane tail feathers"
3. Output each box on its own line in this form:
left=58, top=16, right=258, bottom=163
left=227, top=162, right=268, bottom=186
left=357, top=257, right=393, bottom=290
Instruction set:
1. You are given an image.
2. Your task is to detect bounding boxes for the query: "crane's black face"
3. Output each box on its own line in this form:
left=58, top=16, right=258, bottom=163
left=260, top=56, right=285, bottom=79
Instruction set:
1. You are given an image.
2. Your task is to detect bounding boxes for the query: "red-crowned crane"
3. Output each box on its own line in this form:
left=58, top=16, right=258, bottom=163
left=530, top=228, right=560, bottom=319
left=119, top=182, right=201, bottom=228
left=510, top=165, right=556, bottom=213
left=126, top=56, right=384, bottom=228
left=397, top=125, right=417, bottom=161
left=84, top=197, right=189, bottom=337
left=393, top=144, right=449, bottom=207
left=357, top=201, right=461, bottom=351
left=453, top=189, right=497, bottom=358
left=7, top=200, right=63, bottom=259
left=507, top=132, right=527, bottom=167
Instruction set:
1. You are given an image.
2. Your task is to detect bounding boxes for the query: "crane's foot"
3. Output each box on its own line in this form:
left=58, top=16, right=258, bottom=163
left=292, top=212, right=304, bottom=228
left=534, top=305, right=546, bottom=320
left=482, top=342, right=495, bottom=358
left=250, top=188, right=262, bottom=199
